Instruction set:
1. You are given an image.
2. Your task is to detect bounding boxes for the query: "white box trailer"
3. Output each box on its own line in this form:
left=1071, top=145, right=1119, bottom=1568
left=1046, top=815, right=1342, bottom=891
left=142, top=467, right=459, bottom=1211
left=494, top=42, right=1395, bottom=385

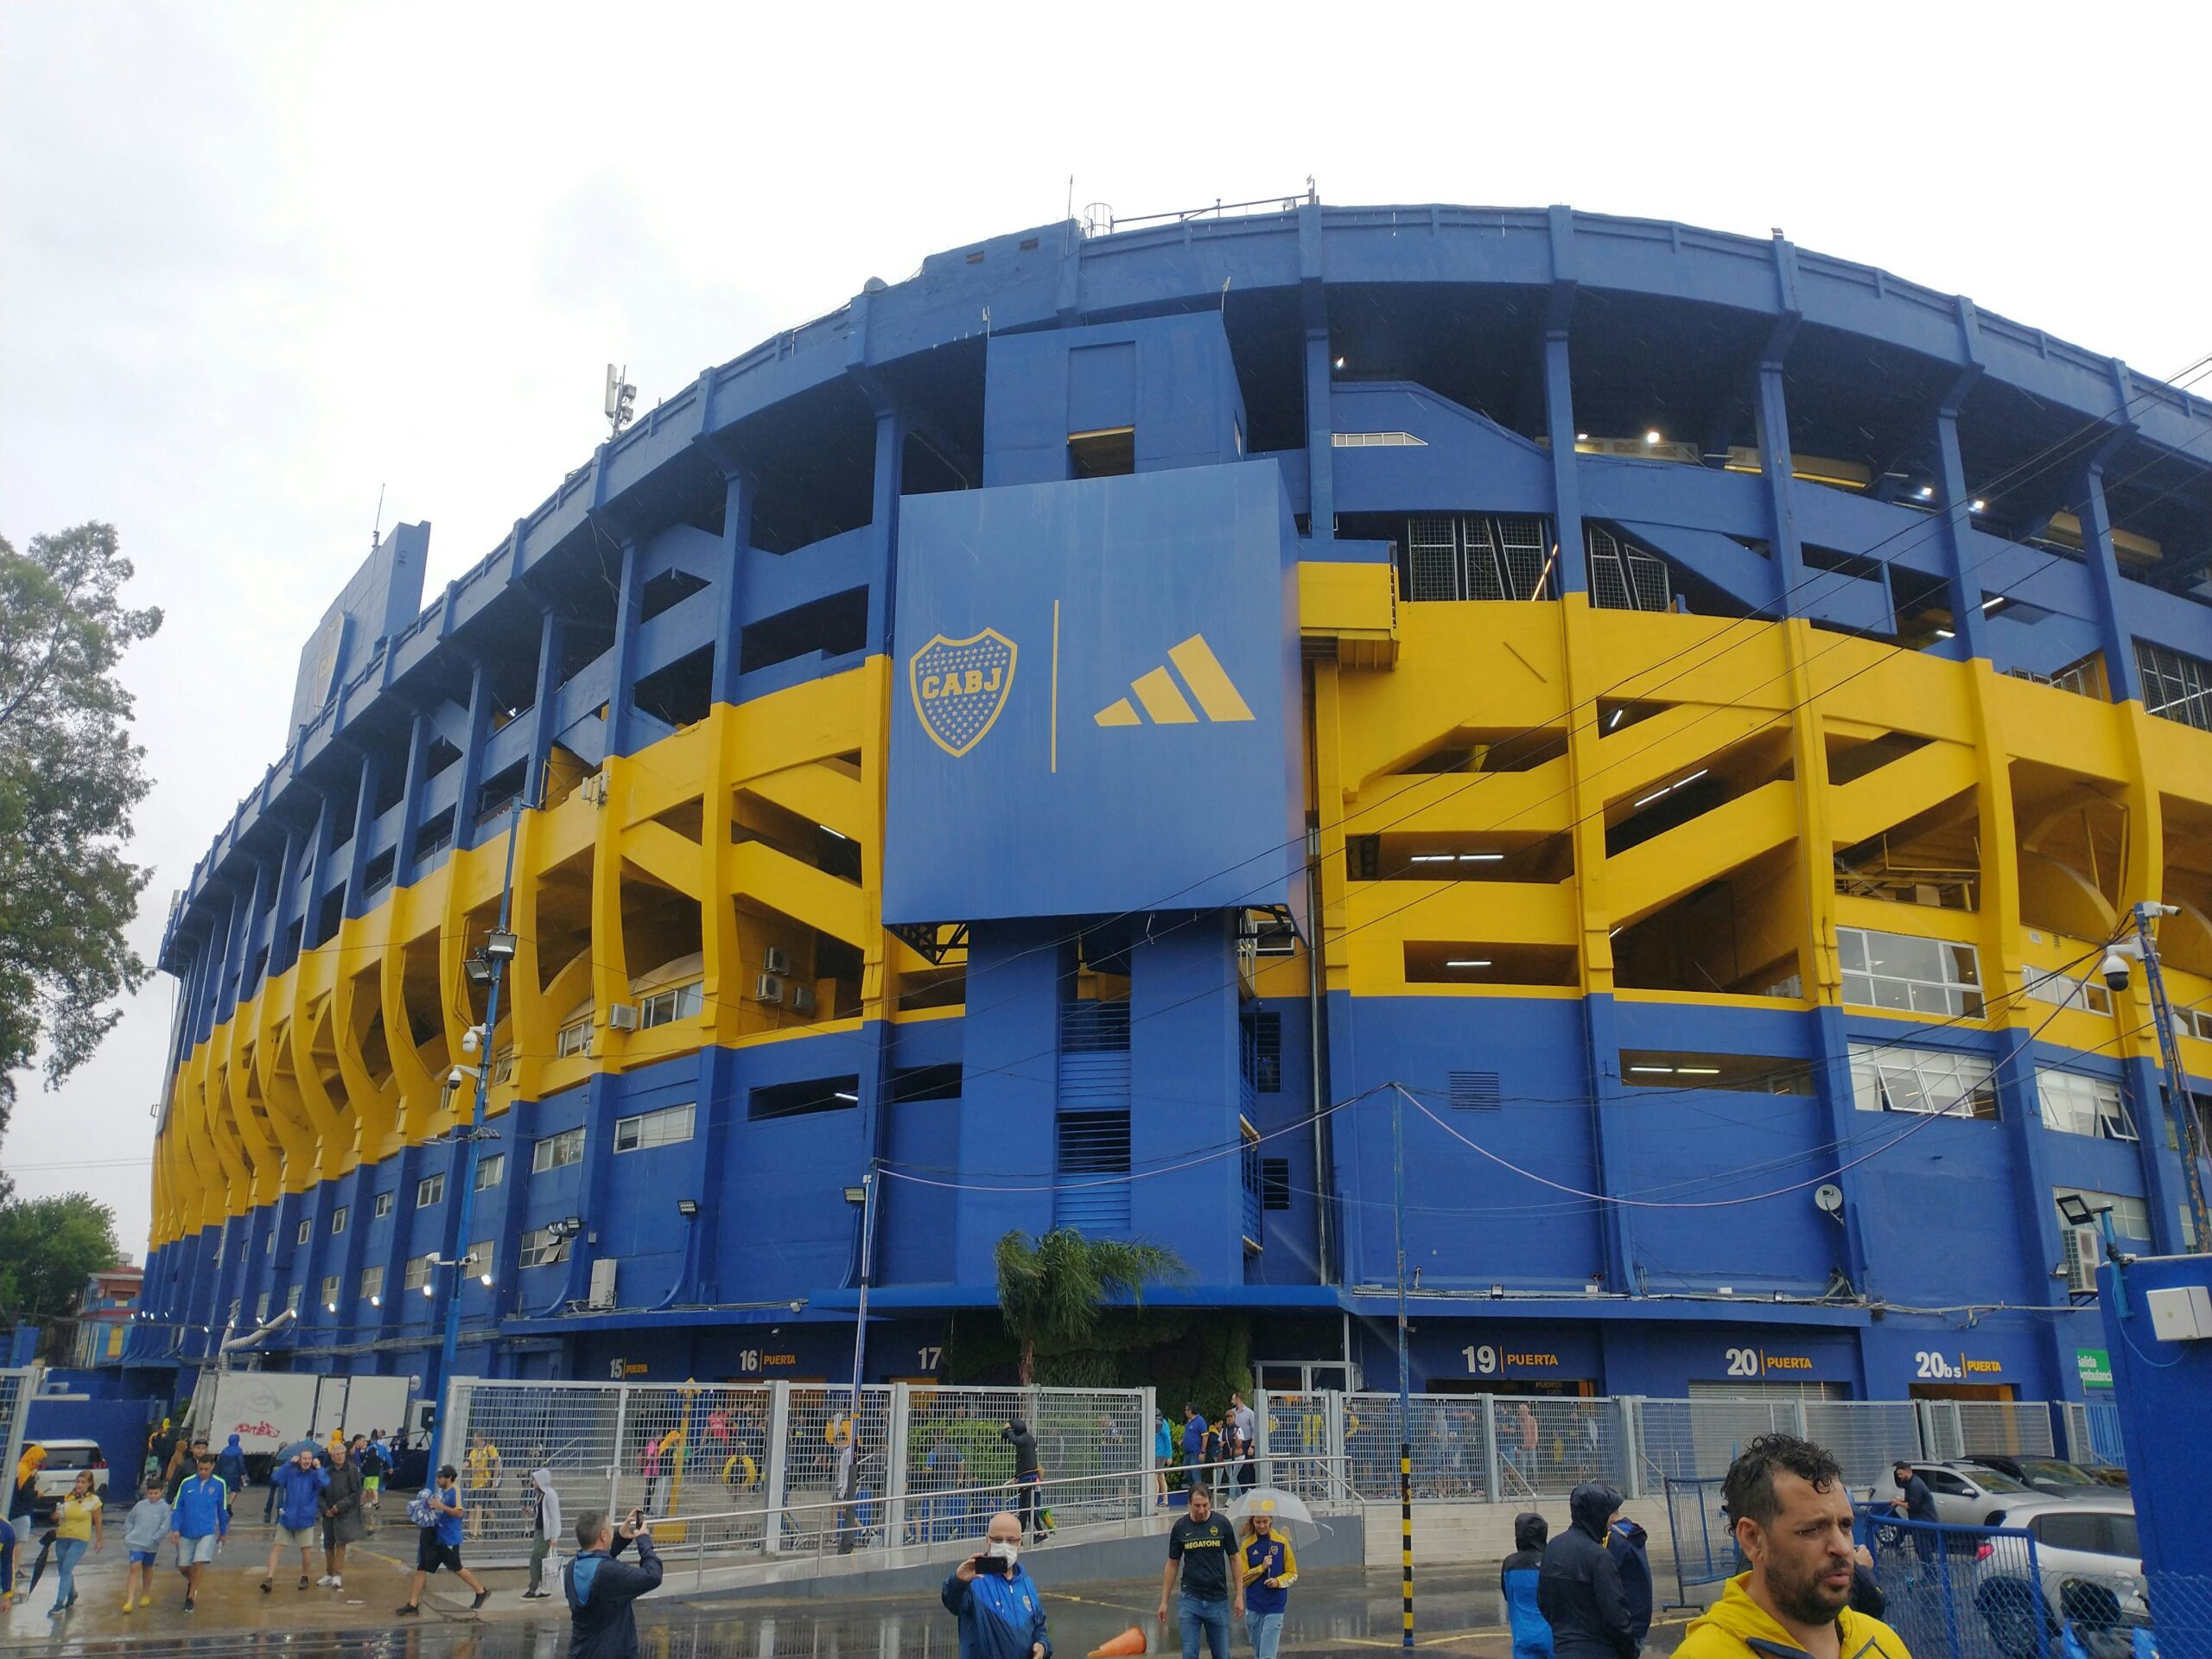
left=190, top=1371, right=415, bottom=1456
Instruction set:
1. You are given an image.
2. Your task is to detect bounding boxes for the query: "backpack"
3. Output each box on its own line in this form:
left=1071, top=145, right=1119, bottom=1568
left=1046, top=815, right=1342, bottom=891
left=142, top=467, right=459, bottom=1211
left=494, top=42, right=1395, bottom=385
left=407, top=1490, right=436, bottom=1529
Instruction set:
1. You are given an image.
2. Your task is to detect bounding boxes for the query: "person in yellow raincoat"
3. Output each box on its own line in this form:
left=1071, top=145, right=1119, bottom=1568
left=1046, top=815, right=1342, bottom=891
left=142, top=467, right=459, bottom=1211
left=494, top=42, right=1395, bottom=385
left=10, top=1445, right=45, bottom=1524
left=1674, top=1434, right=1911, bottom=1659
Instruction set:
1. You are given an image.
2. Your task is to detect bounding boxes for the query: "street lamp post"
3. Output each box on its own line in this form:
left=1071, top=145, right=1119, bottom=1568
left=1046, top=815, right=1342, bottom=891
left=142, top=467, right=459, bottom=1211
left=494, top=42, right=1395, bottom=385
left=426, top=802, right=522, bottom=1473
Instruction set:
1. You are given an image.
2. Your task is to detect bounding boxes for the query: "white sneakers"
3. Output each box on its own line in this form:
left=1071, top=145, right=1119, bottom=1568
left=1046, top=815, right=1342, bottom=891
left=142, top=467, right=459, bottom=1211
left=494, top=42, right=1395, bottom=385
left=316, top=1575, right=341, bottom=1587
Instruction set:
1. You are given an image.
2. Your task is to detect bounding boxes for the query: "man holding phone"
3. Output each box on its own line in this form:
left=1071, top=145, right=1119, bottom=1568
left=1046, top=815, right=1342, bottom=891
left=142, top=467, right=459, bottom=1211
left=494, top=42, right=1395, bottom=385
left=563, top=1506, right=663, bottom=1659
left=940, top=1510, right=1051, bottom=1659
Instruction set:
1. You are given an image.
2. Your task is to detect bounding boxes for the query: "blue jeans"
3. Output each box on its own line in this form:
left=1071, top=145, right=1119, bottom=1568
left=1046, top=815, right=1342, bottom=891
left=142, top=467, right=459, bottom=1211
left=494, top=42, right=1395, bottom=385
left=1179, top=1592, right=1230, bottom=1659
left=50, top=1538, right=86, bottom=1609
left=1246, top=1609, right=1285, bottom=1658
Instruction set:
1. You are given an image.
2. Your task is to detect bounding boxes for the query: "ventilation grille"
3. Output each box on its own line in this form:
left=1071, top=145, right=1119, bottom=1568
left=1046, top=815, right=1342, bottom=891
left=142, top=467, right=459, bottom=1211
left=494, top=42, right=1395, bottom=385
left=1449, top=1071, right=1502, bottom=1110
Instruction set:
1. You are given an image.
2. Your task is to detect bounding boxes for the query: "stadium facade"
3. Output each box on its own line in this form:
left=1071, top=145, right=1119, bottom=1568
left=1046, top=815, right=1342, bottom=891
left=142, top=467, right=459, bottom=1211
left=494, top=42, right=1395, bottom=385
left=133, top=198, right=2212, bottom=1410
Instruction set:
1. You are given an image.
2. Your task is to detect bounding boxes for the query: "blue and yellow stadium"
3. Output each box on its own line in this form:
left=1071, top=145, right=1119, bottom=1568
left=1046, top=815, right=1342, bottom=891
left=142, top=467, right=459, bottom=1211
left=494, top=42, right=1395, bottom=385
left=134, top=197, right=2212, bottom=1407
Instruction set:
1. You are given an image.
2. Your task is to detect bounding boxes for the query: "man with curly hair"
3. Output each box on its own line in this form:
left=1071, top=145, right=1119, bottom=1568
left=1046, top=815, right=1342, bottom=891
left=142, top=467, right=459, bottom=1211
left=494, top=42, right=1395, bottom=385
left=1675, top=1433, right=1912, bottom=1659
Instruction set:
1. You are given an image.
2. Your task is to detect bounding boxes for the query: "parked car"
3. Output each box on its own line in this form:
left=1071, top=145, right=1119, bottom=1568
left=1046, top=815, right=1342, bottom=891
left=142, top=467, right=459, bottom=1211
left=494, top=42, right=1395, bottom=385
left=1971, top=1496, right=2145, bottom=1659
left=1955, top=1453, right=2123, bottom=1497
left=1868, top=1460, right=2036, bottom=1526
left=28, top=1440, right=110, bottom=1515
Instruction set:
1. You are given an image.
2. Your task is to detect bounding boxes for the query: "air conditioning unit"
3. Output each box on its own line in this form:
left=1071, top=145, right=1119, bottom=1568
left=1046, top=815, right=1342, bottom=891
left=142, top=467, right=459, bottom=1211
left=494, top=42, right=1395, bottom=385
left=789, top=985, right=817, bottom=1015
left=761, top=945, right=791, bottom=977
left=753, top=974, right=785, bottom=1005
left=2063, top=1224, right=2104, bottom=1294
left=605, top=1003, right=639, bottom=1032
left=587, top=1257, right=618, bottom=1311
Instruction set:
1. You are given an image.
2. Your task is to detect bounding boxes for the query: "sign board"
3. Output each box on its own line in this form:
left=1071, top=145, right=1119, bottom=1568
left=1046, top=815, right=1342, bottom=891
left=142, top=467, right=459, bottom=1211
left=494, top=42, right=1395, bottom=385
left=2075, top=1346, right=2113, bottom=1389
left=886, top=463, right=1305, bottom=925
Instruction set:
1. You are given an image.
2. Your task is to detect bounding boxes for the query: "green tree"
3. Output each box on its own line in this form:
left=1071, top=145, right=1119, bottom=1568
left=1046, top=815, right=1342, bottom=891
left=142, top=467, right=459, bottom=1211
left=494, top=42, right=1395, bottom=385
left=0, top=523, right=162, bottom=1122
left=992, top=1227, right=1188, bottom=1386
left=0, top=1192, right=124, bottom=1358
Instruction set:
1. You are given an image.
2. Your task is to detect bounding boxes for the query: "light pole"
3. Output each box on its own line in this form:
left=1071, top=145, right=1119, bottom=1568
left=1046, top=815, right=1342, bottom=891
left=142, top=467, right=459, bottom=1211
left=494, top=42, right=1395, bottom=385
left=1390, top=1084, right=1414, bottom=1650
left=427, top=801, right=523, bottom=1473
left=2116, top=903, right=2211, bottom=1249
left=844, top=1168, right=878, bottom=1423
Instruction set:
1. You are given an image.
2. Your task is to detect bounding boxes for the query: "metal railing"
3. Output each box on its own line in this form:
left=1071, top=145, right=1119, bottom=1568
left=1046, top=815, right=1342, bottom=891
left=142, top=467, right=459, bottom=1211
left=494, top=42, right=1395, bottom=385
left=533, top=1453, right=1357, bottom=1586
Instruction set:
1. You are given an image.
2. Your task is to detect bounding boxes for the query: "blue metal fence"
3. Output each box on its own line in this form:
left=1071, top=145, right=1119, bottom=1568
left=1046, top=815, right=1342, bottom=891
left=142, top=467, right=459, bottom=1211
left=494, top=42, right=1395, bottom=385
left=1861, top=1512, right=2054, bottom=1659
left=1663, top=1475, right=1738, bottom=1607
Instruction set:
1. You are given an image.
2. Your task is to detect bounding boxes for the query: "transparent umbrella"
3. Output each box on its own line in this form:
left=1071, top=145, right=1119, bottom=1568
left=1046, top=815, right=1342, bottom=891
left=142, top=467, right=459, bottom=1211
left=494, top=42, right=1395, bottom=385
left=1229, top=1487, right=1318, bottom=1542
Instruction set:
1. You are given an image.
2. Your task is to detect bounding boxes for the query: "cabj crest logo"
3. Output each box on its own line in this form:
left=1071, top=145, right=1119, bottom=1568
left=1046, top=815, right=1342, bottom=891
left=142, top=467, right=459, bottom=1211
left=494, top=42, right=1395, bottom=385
left=908, top=629, right=1017, bottom=757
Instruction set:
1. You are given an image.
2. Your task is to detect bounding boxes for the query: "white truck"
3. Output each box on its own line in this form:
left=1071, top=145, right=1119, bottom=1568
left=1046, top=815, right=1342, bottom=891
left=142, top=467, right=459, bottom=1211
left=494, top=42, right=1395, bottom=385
left=188, top=1370, right=414, bottom=1457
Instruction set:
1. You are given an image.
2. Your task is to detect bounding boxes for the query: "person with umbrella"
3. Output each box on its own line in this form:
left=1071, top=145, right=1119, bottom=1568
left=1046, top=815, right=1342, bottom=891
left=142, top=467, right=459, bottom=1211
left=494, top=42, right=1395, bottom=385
left=1237, top=1497, right=1301, bottom=1659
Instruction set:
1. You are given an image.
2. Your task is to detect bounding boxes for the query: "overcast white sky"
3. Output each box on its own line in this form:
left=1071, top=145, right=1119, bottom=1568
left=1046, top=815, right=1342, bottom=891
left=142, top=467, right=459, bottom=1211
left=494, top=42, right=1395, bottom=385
left=4, top=3, right=2209, bottom=1254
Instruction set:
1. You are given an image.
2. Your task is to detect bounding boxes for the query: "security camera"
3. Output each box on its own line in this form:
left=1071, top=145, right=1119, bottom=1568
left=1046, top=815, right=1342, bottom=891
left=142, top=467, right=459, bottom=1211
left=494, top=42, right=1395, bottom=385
left=448, top=1065, right=470, bottom=1088
left=461, top=1027, right=480, bottom=1055
left=2101, top=950, right=2133, bottom=993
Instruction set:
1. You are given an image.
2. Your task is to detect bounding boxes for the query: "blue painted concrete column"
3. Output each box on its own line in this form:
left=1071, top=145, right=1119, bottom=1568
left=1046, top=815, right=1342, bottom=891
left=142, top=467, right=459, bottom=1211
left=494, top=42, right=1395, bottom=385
left=525, top=606, right=563, bottom=801
left=1751, top=365, right=1813, bottom=605
left=392, top=711, right=435, bottom=889
left=454, top=658, right=494, bottom=851
left=1807, top=1006, right=1874, bottom=1294
left=1933, top=407, right=1990, bottom=659
left=953, top=922, right=1068, bottom=1284
left=867, top=405, right=906, bottom=652
left=2075, top=465, right=2143, bottom=702
left=602, top=537, right=645, bottom=758
left=343, top=747, right=381, bottom=919
left=267, top=817, right=309, bottom=979
left=2123, top=1052, right=2194, bottom=1255
left=1543, top=206, right=1588, bottom=596
left=1298, top=201, right=1334, bottom=544
left=709, top=468, right=756, bottom=708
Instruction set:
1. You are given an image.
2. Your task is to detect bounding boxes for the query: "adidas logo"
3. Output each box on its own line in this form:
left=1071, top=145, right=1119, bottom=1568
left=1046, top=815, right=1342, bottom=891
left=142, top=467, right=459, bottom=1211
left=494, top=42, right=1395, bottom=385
left=1095, top=633, right=1255, bottom=727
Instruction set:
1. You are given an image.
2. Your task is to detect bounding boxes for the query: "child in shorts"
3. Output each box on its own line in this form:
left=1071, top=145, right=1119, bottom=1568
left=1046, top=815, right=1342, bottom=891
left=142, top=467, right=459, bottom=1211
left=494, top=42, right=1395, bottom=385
left=120, top=1479, right=173, bottom=1613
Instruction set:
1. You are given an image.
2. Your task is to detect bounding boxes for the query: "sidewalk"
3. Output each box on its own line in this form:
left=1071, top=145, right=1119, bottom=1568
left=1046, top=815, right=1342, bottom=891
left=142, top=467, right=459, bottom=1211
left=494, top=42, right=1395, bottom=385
left=0, top=1517, right=551, bottom=1643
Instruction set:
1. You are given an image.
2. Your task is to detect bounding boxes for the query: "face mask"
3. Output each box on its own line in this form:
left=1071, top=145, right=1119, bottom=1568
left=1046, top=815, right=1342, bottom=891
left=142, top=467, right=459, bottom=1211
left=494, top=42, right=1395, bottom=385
left=986, top=1540, right=1020, bottom=1567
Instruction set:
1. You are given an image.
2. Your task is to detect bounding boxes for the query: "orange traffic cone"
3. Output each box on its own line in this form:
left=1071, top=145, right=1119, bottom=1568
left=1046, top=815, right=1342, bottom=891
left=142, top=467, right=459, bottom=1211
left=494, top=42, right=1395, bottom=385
left=1087, top=1626, right=1147, bottom=1657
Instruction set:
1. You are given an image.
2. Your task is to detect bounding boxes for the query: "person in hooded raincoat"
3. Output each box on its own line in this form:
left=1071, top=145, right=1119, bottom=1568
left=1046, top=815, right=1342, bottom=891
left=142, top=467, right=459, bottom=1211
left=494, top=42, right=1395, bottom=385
left=1607, top=1514, right=1654, bottom=1653
left=1000, top=1420, right=1043, bottom=1546
left=1674, top=1433, right=1911, bottom=1659
left=10, top=1445, right=44, bottom=1522
left=524, top=1469, right=563, bottom=1599
left=1501, top=1512, right=1554, bottom=1659
left=213, top=1436, right=247, bottom=1513
left=1537, top=1483, right=1638, bottom=1659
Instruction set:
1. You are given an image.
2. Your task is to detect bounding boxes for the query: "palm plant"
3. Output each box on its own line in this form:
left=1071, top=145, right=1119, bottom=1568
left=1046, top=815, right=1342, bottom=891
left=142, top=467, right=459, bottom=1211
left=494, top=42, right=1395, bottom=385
left=992, top=1228, right=1189, bottom=1385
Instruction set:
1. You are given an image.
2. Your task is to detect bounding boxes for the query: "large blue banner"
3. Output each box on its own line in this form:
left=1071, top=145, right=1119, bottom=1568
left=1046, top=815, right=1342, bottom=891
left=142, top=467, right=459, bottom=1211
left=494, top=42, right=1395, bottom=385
left=885, top=461, right=1305, bottom=925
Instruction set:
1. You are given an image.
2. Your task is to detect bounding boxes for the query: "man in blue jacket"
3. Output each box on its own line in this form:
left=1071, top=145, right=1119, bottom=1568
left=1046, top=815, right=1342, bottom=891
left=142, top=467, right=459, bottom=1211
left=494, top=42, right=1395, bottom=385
left=168, top=1452, right=229, bottom=1612
left=941, top=1510, right=1051, bottom=1659
left=564, top=1505, right=662, bottom=1658
left=262, top=1445, right=330, bottom=1592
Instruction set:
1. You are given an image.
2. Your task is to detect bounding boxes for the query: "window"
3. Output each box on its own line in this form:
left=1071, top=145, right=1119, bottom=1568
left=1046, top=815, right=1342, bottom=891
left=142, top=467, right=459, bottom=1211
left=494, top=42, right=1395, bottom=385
left=1585, top=524, right=1674, bottom=613
left=1332, top=430, right=1427, bottom=447
left=255, top=1291, right=270, bottom=1321
left=2037, top=1069, right=2136, bottom=1141
left=2137, top=639, right=2212, bottom=732
left=284, top=1284, right=302, bottom=1314
left=1850, top=1043, right=1999, bottom=1120
left=296, top=1218, right=312, bottom=1245
left=2190, top=1008, right=2212, bottom=1044
left=1838, top=927, right=1984, bottom=1016
left=637, top=982, right=704, bottom=1029
left=556, top=1017, right=593, bottom=1058
left=1054, top=1110, right=1131, bottom=1232
left=319, top=1274, right=340, bottom=1306
left=467, top=1240, right=494, bottom=1282
left=2023, top=965, right=2112, bottom=1016
left=1068, top=426, right=1135, bottom=479
left=533, top=1128, right=585, bottom=1173
left=416, top=1173, right=446, bottom=1208
left=1262, top=1156, right=1292, bottom=1211
left=226, top=1298, right=240, bottom=1327
left=749, top=1077, right=860, bottom=1122
left=2051, top=1187, right=2151, bottom=1243
left=1245, top=1013, right=1282, bottom=1093
left=886, top=1065, right=962, bottom=1103
left=474, top=1154, right=505, bottom=1191
left=359, top=1265, right=384, bottom=1302
left=372, top=1192, right=393, bottom=1219
left=488, top=1047, right=517, bottom=1085
left=1620, top=1052, right=1817, bottom=1095
left=265, top=1231, right=275, bottom=1255
left=403, top=1254, right=435, bottom=1292
left=520, top=1225, right=572, bottom=1268
left=1449, top=1071, right=1502, bottom=1110
left=329, top=1206, right=348, bottom=1236
left=1402, top=514, right=1554, bottom=603
left=2031, top=1511, right=2112, bottom=1554
left=613, top=1103, right=696, bottom=1153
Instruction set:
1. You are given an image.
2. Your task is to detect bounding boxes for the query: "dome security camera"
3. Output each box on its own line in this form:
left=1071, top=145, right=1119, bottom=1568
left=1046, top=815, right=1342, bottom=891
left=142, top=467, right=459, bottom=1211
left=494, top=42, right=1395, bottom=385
left=2101, top=950, right=2133, bottom=993
left=461, top=1027, right=480, bottom=1055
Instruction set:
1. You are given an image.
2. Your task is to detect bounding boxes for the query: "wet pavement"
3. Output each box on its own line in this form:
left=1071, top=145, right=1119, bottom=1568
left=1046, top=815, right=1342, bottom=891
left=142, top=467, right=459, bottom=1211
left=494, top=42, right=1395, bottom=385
left=0, top=1522, right=1698, bottom=1657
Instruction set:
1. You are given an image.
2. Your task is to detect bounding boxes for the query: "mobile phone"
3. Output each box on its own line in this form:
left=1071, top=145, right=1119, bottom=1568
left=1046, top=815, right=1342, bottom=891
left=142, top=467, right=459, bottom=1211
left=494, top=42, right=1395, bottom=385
left=628, top=1508, right=645, bottom=1529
